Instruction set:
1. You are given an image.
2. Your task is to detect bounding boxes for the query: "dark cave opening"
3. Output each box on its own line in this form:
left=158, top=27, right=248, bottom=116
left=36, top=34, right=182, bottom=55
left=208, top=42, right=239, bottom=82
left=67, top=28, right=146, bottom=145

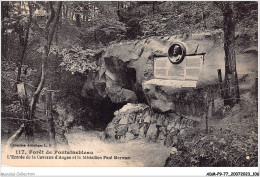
left=80, top=97, right=126, bottom=130
left=79, top=67, right=139, bottom=130
left=78, top=57, right=150, bottom=130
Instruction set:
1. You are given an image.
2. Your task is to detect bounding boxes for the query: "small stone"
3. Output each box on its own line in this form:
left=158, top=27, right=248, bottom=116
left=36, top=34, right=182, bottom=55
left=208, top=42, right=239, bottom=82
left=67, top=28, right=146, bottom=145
left=117, top=125, right=128, bottom=136
left=128, top=124, right=140, bottom=135
left=125, top=132, right=135, bottom=140
left=167, top=121, right=176, bottom=131
left=144, top=114, right=151, bottom=123
left=169, top=127, right=176, bottom=133
left=151, top=113, right=158, bottom=124
left=104, top=123, right=117, bottom=140
left=135, top=113, right=143, bottom=124
left=164, top=133, right=173, bottom=147
left=164, top=117, right=169, bottom=126
left=175, top=121, right=181, bottom=130
left=146, top=123, right=158, bottom=142
left=170, top=147, right=178, bottom=155
left=157, top=114, right=165, bottom=127
left=179, top=119, right=186, bottom=129
left=119, top=116, right=128, bottom=125
left=158, top=126, right=167, bottom=140
left=128, top=114, right=136, bottom=124
left=179, top=129, right=185, bottom=135
left=114, top=110, right=119, bottom=116
left=172, top=136, right=178, bottom=147
left=139, top=125, right=146, bottom=139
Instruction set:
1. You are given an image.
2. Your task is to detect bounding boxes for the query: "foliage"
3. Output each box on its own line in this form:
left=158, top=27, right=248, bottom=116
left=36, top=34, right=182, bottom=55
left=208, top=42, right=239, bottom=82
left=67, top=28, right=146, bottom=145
left=125, top=17, right=142, bottom=39
left=167, top=131, right=257, bottom=167
left=80, top=15, right=126, bottom=47
left=166, top=100, right=258, bottom=167
left=1, top=1, right=258, bottom=136
left=59, top=45, right=99, bottom=74
left=1, top=60, right=37, bottom=117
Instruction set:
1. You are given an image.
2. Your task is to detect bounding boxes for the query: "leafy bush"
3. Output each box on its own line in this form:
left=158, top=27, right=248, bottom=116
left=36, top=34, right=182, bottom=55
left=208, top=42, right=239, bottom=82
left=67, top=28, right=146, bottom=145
left=59, top=45, right=99, bottom=74
left=165, top=125, right=258, bottom=167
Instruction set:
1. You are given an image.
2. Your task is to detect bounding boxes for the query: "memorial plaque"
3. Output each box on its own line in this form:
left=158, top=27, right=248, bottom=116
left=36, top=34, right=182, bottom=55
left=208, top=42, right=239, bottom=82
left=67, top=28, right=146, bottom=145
left=155, top=68, right=167, bottom=76
left=154, top=57, right=186, bottom=80
left=185, top=55, right=203, bottom=81
left=154, top=55, right=204, bottom=85
left=186, top=56, right=202, bottom=67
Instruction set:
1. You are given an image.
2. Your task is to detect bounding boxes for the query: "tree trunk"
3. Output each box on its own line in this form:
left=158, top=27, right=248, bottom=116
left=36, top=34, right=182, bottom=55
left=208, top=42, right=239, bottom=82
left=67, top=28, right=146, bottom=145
left=46, top=91, right=56, bottom=147
left=25, top=2, right=63, bottom=142
left=223, top=3, right=240, bottom=106
left=1, top=2, right=9, bottom=61
left=70, top=11, right=74, bottom=22
left=17, top=2, right=33, bottom=82
left=75, top=13, right=81, bottom=27
left=152, top=2, right=155, bottom=14
left=65, top=5, right=68, bottom=21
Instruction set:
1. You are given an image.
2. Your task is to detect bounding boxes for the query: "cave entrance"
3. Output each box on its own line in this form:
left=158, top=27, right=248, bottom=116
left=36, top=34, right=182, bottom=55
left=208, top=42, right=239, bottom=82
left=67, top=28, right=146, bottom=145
left=80, top=97, right=126, bottom=131
left=80, top=67, right=137, bottom=130
left=80, top=57, right=148, bottom=130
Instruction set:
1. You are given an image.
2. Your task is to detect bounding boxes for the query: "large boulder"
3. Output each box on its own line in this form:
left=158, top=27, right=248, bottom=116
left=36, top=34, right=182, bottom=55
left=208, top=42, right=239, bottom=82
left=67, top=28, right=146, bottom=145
left=151, top=100, right=174, bottom=113
left=106, top=86, right=137, bottom=103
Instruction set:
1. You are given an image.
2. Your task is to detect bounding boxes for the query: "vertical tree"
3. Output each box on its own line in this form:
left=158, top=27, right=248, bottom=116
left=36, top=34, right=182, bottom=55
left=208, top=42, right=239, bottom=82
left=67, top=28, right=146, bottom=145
left=215, top=2, right=240, bottom=107
left=1, top=2, right=9, bottom=60
left=26, top=1, right=62, bottom=142
left=17, top=2, right=33, bottom=82
left=7, top=2, right=63, bottom=144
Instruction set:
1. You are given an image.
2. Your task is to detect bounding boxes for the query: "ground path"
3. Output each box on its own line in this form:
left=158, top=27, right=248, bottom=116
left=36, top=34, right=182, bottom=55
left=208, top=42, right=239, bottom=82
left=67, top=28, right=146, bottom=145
left=65, top=129, right=171, bottom=167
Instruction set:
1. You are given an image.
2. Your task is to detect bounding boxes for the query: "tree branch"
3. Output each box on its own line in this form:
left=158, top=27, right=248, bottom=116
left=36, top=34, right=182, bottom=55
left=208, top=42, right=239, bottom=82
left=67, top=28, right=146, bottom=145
left=32, top=19, right=45, bottom=38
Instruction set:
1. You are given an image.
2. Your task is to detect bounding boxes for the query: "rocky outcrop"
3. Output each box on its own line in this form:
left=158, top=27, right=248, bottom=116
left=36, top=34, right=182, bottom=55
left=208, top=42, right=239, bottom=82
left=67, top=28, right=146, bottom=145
left=80, top=31, right=256, bottom=137
left=105, top=86, right=137, bottom=103
left=81, top=31, right=227, bottom=105
left=104, top=103, right=201, bottom=145
left=142, top=79, right=210, bottom=115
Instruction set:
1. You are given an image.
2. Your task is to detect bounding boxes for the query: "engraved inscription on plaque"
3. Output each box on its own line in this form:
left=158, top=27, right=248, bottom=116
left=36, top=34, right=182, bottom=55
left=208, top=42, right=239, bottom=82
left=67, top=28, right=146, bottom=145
left=185, top=55, right=203, bottom=80
left=186, top=56, right=202, bottom=67
left=155, top=60, right=167, bottom=67
left=155, top=69, right=166, bottom=76
left=154, top=55, right=203, bottom=82
left=186, top=69, right=200, bottom=76
left=168, top=62, right=185, bottom=78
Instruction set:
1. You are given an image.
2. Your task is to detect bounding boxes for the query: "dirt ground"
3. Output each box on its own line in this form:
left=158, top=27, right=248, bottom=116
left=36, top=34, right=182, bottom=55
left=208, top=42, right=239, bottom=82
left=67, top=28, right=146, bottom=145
left=1, top=129, right=171, bottom=167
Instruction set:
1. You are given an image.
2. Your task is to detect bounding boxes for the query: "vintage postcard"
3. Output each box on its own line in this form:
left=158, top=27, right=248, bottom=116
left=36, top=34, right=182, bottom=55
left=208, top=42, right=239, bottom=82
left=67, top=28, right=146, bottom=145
left=1, top=1, right=258, bottom=175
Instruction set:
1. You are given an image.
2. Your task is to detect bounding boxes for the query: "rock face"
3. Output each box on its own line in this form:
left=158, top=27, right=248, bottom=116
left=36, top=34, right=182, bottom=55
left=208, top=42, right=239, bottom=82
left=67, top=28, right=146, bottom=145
left=81, top=31, right=229, bottom=105
left=81, top=31, right=257, bottom=109
left=106, top=86, right=137, bottom=103
left=81, top=32, right=257, bottom=146
left=142, top=79, right=210, bottom=116
left=104, top=103, right=200, bottom=145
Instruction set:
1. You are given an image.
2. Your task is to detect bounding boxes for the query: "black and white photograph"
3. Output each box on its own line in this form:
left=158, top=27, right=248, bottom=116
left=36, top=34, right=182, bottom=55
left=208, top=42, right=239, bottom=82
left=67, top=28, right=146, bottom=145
left=0, top=0, right=259, bottom=175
